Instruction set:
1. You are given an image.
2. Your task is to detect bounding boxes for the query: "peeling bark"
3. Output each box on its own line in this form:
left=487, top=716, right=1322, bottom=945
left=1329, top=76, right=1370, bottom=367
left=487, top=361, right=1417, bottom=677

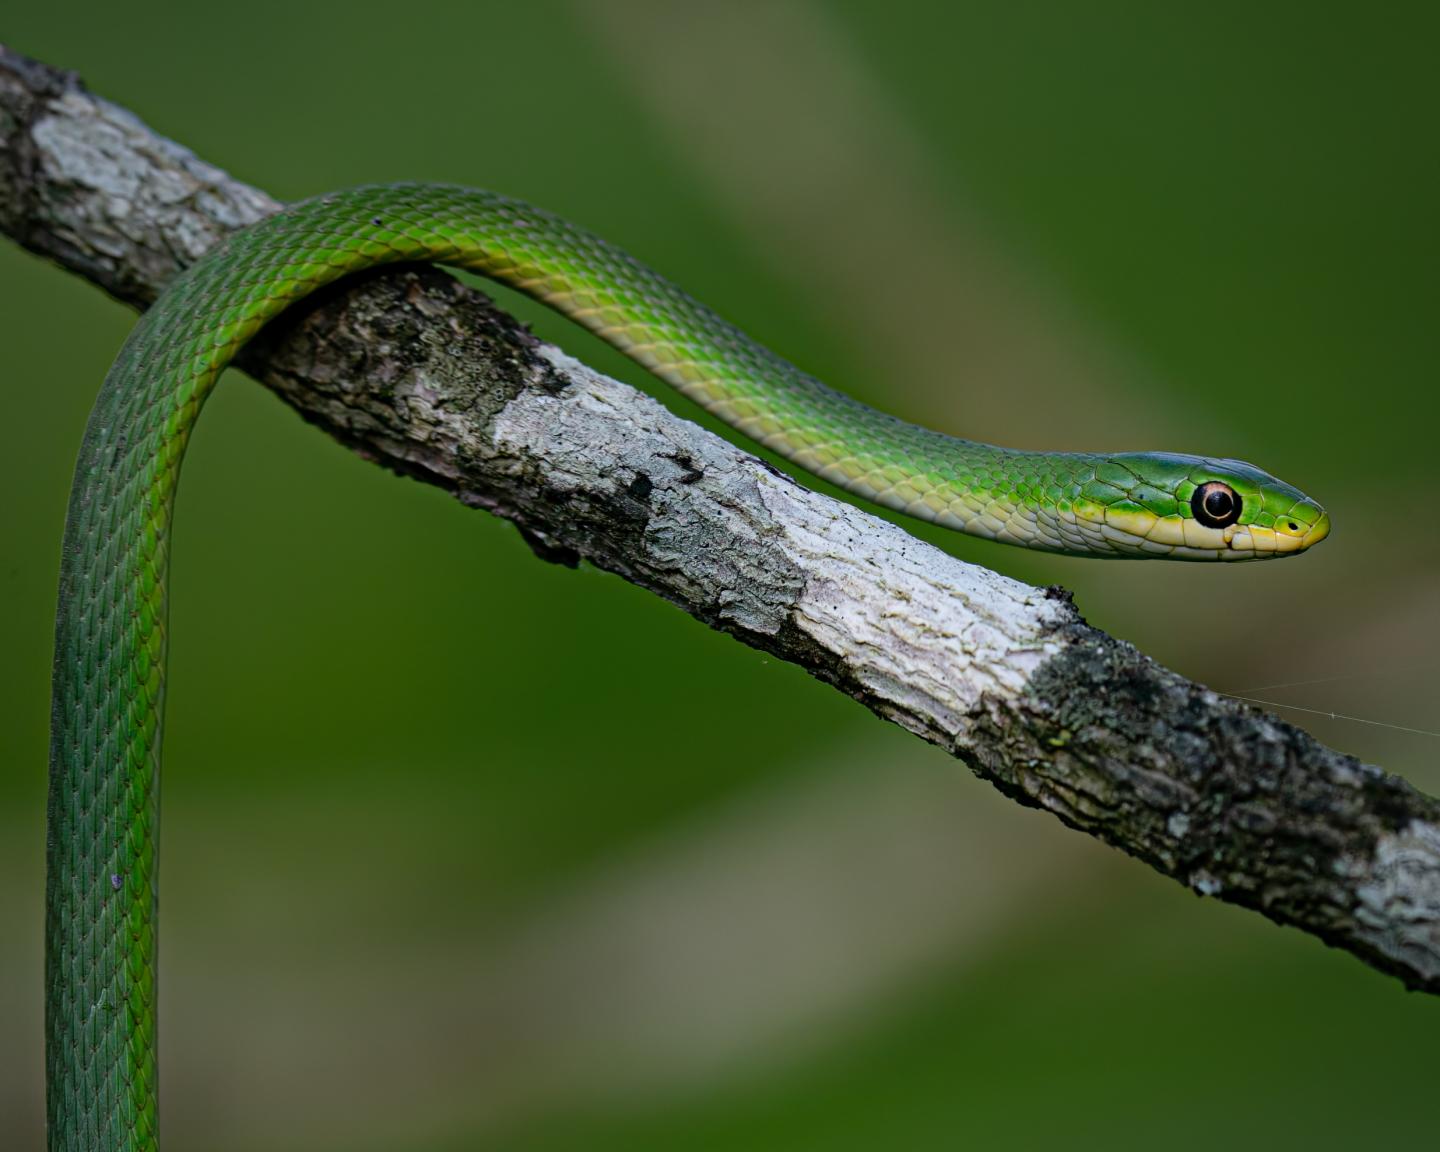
left=3, top=43, right=1437, bottom=995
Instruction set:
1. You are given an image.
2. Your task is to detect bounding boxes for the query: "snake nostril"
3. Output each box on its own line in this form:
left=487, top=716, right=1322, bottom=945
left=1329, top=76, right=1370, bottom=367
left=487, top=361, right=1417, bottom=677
left=1287, top=521, right=1299, bottom=532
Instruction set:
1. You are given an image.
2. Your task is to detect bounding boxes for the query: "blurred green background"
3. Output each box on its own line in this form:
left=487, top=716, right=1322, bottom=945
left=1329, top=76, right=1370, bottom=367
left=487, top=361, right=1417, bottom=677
left=3, top=2, right=1437, bottom=1148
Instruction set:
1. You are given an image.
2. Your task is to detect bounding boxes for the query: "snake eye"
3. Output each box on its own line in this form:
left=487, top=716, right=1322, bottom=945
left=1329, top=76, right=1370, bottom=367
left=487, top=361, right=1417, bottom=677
left=1192, top=481, right=1241, bottom=528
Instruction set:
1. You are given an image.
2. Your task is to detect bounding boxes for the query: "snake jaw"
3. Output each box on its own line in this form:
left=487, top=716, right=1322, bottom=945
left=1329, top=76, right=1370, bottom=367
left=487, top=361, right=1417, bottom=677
left=1066, top=502, right=1329, bottom=561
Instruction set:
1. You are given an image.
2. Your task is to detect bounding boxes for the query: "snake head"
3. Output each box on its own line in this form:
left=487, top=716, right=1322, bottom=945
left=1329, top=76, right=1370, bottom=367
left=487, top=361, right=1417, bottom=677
left=1079, top=452, right=1330, bottom=560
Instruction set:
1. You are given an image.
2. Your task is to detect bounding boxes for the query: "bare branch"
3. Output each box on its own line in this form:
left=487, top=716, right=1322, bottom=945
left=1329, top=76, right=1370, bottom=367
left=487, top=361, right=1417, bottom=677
left=3, top=43, right=1436, bottom=995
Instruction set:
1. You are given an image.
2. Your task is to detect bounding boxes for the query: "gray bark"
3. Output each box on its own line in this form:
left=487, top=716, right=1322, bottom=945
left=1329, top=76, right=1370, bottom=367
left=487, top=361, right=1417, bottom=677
left=3, top=43, right=1437, bottom=996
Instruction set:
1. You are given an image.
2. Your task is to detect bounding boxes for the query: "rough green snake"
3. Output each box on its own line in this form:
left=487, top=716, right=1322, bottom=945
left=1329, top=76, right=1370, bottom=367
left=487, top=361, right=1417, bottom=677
left=46, top=183, right=1329, bottom=1149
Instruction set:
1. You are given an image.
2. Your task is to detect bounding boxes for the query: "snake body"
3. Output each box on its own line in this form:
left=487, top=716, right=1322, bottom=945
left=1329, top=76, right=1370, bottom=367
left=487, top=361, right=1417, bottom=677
left=46, top=184, right=1328, bottom=1149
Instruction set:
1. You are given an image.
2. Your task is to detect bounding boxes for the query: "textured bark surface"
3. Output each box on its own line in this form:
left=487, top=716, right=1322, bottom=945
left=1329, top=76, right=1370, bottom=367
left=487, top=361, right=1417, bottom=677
left=3, top=43, right=1437, bottom=995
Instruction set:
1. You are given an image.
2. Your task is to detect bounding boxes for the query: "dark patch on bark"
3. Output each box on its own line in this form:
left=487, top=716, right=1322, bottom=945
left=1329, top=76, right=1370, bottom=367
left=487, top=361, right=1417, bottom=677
left=241, top=265, right=545, bottom=494
left=662, top=452, right=704, bottom=485
left=962, top=618, right=1440, bottom=992
left=627, top=471, right=654, bottom=502
left=475, top=454, right=658, bottom=596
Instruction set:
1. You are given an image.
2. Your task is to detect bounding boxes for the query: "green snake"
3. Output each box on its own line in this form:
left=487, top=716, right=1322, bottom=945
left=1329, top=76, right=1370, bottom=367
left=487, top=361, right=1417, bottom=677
left=46, top=183, right=1329, bottom=1149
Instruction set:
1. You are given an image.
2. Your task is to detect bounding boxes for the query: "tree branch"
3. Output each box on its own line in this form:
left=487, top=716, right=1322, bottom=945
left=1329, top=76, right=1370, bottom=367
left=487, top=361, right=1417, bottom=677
left=4, top=43, right=1437, bottom=995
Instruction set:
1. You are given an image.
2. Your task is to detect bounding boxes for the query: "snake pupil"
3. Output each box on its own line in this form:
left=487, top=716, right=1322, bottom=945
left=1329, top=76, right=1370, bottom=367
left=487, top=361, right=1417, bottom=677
left=1192, top=481, right=1241, bottom=528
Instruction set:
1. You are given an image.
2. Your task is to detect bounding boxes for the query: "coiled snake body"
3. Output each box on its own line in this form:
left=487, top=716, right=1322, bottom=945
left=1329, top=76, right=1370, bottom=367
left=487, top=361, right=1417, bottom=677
left=46, top=184, right=1329, bottom=1149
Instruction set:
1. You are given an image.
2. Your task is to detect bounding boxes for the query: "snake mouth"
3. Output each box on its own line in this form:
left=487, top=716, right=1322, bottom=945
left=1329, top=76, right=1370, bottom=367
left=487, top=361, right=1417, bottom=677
left=1225, top=508, right=1330, bottom=556
left=1300, top=512, right=1332, bottom=549
left=1263, top=508, right=1331, bottom=554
